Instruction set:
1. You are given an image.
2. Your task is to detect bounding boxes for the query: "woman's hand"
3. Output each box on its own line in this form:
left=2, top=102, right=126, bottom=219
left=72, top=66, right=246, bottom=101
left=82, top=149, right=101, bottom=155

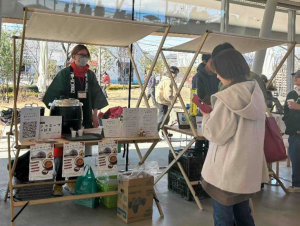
left=199, top=108, right=209, bottom=117
left=93, top=109, right=99, bottom=128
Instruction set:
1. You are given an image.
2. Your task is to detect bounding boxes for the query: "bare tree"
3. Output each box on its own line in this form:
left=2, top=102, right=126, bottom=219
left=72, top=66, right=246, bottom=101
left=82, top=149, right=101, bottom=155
left=61, top=43, right=73, bottom=66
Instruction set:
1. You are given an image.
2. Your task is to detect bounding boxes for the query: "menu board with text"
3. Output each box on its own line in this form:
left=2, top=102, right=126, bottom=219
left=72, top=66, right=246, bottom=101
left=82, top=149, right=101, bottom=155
left=97, top=140, right=118, bottom=174
left=62, top=142, right=85, bottom=177
left=29, top=144, right=54, bottom=181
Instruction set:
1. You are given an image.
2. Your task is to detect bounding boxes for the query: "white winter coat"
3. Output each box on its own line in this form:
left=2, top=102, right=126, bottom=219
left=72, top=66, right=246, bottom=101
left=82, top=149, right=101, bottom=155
left=202, top=81, right=269, bottom=194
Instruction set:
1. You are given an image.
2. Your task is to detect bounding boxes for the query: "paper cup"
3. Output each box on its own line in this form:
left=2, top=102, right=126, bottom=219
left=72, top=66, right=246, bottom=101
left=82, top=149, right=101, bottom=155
left=78, top=129, right=83, bottom=136
left=71, top=130, right=76, bottom=138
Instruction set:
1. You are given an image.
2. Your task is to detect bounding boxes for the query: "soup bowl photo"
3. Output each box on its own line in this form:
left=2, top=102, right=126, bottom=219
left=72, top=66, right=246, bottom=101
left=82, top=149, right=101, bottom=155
left=74, top=157, right=84, bottom=168
left=108, top=154, right=117, bottom=165
left=43, top=159, right=53, bottom=170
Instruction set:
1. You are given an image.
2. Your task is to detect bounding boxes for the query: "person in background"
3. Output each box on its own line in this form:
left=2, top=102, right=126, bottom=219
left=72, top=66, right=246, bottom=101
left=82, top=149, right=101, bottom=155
left=192, top=54, right=219, bottom=100
left=147, top=74, right=157, bottom=106
left=211, top=42, right=267, bottom=101
left=283, top=70, right=300, bottom=193
left=201, top=49, right=269, bottom=226
left=101, top=71, right=110, bottom=98
left=192, top=54, right=219, bottom=150
left=156, top=66, right=179, bottom=132
left=43, top=44, right=108, bottom=196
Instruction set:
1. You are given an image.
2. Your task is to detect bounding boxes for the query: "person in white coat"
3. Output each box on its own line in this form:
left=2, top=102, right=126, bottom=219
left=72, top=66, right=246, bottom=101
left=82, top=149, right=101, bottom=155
left=200, top=49, right=269, bottom=226
left=156, top=66, right=179, bottom=132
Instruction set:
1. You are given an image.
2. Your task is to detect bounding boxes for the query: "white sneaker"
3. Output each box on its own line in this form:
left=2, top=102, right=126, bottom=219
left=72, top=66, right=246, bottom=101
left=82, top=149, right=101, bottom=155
left=287, top=186, right=300, bottom=193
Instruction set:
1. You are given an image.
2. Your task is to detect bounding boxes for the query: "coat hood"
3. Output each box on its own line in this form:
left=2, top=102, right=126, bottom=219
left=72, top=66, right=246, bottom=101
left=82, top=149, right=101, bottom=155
left=212, top=81, right=265, bottom=121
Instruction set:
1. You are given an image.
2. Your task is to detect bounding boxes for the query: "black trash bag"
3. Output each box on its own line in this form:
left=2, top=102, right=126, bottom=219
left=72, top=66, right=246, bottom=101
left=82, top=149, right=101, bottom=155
left=8, top=151, right=30, bottom=182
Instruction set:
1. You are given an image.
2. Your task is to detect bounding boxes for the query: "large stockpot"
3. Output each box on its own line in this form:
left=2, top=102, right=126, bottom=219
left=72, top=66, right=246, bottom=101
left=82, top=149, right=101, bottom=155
left=49, top=98, right=83, bottom=134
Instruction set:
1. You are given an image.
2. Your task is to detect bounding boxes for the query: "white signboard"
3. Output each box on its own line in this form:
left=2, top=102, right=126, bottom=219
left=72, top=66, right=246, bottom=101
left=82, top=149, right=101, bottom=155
left=39, top=116, right=62, bottom=139
left=29, top=144, right=54, bottom=181
left=98, top=140, right=118, bottom=174
left=102, top=119, right=121, bottom=138
left=122, top=108, right=157, bottom=138
left=62, top=142, right=85, bottom=177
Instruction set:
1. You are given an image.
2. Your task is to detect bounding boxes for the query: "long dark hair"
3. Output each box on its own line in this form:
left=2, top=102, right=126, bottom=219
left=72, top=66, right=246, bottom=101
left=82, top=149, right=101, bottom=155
left=213, top=49, right=249, bottom=86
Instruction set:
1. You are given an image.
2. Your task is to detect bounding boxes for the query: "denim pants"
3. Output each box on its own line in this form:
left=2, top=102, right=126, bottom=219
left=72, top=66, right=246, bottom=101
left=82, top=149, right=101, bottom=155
left=288, top=135, right=300, bottom=187
left=147, top=88, right=156, bottom=106
left=102, top=83, right=108, bottom=98
left=54, top=157, right=76, bottom=185
left=157, top=103, right=170, bottom=131
left=212, top=199, right=255, bottom=226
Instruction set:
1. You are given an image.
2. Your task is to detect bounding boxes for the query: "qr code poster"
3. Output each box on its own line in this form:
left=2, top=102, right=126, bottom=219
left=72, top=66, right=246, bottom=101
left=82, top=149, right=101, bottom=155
left=62, top=142, right=85, bottom=178
left=19, top=107, right=40, bottom=140
left=29, top=144, right=54, bottom=181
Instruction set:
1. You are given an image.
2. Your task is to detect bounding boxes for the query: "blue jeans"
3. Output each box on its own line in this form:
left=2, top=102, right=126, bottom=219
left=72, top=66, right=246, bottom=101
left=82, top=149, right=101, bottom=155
left=288, top=135, right=300, bottom=187
left=212, top=199, right=255, bottom=226
left=157, top=103, right=169, bottom=131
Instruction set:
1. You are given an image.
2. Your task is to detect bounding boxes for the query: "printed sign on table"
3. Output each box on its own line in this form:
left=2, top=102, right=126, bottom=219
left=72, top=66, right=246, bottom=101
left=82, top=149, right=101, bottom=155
left=121, top=108, right=157, bottom=138
left=62, top=142, right=85, bottom=177
left=98, top=140, right=118, bottom=174
left=102, top=119, right=121, bottom=138
left=29, top=144, right=54, bottom=181
left=39, top=116, right=62, bottom=139
left=19, top=107, right=40, bottom=140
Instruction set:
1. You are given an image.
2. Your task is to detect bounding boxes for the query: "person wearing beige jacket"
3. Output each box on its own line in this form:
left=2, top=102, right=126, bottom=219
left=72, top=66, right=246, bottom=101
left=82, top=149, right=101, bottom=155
left=156, top=66, right=179, bottom=132
left=200, top=49, right=269, bottom=226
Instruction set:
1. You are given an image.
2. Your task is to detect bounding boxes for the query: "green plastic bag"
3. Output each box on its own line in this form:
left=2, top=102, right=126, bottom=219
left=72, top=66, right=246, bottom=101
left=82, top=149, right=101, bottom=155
left=73, top=166, right=99, bottom=208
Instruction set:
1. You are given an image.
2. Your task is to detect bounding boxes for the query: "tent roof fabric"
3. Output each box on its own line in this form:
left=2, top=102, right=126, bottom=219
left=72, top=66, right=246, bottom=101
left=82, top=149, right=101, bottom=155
left=165, top=31, right=293, bottom=54
left=25, top=9, right=166, bottom=47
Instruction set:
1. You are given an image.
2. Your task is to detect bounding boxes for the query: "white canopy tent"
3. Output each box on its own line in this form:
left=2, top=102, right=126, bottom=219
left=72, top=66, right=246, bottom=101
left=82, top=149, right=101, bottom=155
left=7, top=8, right=170, bottom=226
left=164, top=31, right=289, bottom=54
left=25, top=10, right=165, bottom=47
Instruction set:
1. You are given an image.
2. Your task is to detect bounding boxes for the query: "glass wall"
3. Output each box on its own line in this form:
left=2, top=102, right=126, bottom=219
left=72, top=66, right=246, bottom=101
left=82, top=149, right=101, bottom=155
left=134, top=0, right=221, bottom=35
left=228, top=2, right=288, bottom=40
left=3, top=0, right=133, bottom=20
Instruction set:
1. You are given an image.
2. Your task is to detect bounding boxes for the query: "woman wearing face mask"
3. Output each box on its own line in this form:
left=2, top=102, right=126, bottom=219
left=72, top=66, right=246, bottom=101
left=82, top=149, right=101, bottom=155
left=43, top=44, right=108, bottom=196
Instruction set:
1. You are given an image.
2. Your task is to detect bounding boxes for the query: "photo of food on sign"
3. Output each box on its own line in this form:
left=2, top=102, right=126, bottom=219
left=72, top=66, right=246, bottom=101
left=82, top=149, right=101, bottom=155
left=31, top=151, right=46, bottom=160
left=42, top=159, right=53, bottom=175
left=64, top=149, right=78, bottom=157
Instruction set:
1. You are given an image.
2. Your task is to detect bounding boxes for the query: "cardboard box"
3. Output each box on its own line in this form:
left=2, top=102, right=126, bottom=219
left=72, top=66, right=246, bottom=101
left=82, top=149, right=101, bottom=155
left=117, top=172, right=154, bottom=223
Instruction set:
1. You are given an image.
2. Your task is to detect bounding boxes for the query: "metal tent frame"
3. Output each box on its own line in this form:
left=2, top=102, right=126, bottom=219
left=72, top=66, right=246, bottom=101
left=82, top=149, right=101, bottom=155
left=5, top=7, right=171, bottom=226
left=136, top=30, right=296, bottom=210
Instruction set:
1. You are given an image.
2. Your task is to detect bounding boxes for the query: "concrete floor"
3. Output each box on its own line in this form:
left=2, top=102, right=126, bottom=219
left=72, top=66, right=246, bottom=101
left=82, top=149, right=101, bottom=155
left=0, top=138, right=299, bottom=226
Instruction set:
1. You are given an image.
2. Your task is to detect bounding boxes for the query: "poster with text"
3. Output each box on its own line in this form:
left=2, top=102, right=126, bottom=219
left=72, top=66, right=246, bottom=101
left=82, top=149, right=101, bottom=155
left=29, top=144, right=54, bottom=181
left=62, top=142, right=85, bottom=177
left=40, top=116, right=62, bottom=139
left=98, top=140, right=118, bottom=174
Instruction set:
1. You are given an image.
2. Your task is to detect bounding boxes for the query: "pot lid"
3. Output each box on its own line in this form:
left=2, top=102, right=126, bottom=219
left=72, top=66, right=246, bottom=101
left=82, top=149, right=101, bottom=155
left=49, top=98, right=83, bottom=107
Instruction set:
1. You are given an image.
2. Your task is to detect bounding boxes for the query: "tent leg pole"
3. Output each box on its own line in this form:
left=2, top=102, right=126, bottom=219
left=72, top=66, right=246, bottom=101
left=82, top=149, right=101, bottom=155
left=126, top=46, right=150, bottom=108
left=160, top=51, right=197, bottom=137
left=160, top=31, right=210, bottom=128
left=136, top=25, right=170, bottom=108
left=266, top=43, right=296, bottom=89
